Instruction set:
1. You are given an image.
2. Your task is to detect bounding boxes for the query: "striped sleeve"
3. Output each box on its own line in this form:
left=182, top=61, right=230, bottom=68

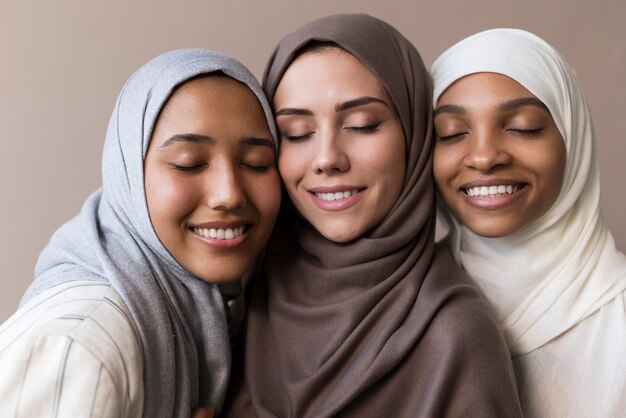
left=0, top=282, right=144, bottom=417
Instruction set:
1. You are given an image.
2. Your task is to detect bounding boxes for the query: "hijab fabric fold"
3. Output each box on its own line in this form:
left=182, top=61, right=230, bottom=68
left=431, top=28, right=626, bottom=355
left=227, top=14, right=521, bottom=417
left=21, top=48, right=277, bottom=416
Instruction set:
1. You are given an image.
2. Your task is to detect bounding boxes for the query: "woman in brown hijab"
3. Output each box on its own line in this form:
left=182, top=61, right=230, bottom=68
left=224, top=14, right=522, bottom=417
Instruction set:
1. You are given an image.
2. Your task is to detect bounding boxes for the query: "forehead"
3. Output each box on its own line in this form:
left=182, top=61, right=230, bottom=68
left=275, top=48, right=388, bottom=102
left=149, top=76, right=271, bottom=146
left=167, top=76, right=256, bottom=110
left=438, top=72, right=536, bottom=106
left=160, top=76, right=265, bottom=123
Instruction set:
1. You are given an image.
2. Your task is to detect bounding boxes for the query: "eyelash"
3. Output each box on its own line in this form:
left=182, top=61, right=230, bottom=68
left=281, top=121, right=383, bottom=143
left=241, top=163, right=270, bottom=173
left=171, top=163, right=206, bottom=173
left=508, top=128, right=543, bottom=137
left=282, top=132, right=314, bottom=143
left=437, top=127, right=544, bottom=142
left=171, top=162, right=270, bottom=173
left=345, top=121, right=382, bottom=133
left=437, top=132, right=467, bottom=142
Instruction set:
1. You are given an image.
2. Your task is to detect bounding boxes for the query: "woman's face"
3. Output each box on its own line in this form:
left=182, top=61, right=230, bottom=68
left=144, top=76, right=280, bottom=284
left=433, top=72, right=566, bottom=238
left=274, top=48, right=405, bottom=243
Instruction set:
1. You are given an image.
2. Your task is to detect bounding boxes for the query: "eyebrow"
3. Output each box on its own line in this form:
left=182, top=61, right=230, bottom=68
left=274, top=96, right=389, bottom=117
left=275, top=108, right=313, bottom=117
left=434, top=97, right=549, bottom=117
left=160, top=133, right=213, bottom=148
left=434, top=104, right=466, bottom=116
left=240, top=136, right=275, bottom=149
left=160, top=133, right=274, bottom=149
left=498, top=97, right=549, bottom=112
left=335, top=96, right=389, bottom=112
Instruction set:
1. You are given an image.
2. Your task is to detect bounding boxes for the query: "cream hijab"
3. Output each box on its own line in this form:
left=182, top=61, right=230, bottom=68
left=431, top=28, right=626, bottom=355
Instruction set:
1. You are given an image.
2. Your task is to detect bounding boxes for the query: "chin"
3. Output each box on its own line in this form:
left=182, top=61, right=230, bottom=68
left=317, top=225, right=362, bottom=244
left=466, top=222, right=523, bottom=239
left=324, top=234, right=355, bottom=244
left=189, top=261, right=250, bottom=285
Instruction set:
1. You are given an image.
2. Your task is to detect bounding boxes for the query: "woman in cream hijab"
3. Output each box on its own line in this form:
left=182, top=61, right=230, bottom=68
left=431, top=28, right=626, bottom=416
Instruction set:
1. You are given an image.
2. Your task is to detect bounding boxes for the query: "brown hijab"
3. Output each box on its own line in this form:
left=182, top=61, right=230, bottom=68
left=225, top=14, right=522, bottom=417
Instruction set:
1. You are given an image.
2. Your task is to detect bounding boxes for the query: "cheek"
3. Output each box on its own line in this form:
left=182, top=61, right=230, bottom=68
left=145, top=168, right=195, bottom=225
left=433, top=145, right=465, bottom=205
left=539, top=139, right=567, bottom=206
left=369, top=133, right=405, bottom=193
left=433, top=145, right=456, bottom=183
left=246, top=172, right=281, bottom=222
left=278, top=145, right=305, bottom=186
left=432, top=147, right=444, bottom=182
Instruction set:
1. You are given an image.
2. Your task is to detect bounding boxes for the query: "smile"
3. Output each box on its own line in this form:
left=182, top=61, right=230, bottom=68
left=192, top=225, right=246, bottom=240
left=464, top=184, right=523, bottom=197
left=459, top=182, right=529, bottom=211
left=308, top=187, right=365, bottom=211
left=314, top=189, right=359, bottom=201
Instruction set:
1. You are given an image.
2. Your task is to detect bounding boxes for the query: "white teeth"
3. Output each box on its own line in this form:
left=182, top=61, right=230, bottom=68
left=466, top=185, right=519, bottom=197
left=315, top=189, right=359, bottom=201
left=193, top=226, right=245, bottom=240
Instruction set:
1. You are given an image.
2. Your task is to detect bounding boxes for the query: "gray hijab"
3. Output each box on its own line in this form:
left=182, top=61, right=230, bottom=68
left=21, top=48, right=277, bottom=416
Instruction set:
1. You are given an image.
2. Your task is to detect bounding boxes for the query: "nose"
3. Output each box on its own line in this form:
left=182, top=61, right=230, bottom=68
left=207, top=163, right=246, bottom=210
left=312, top=131, right=350, bottom=175
left=463, top=131, right=512, bottom=172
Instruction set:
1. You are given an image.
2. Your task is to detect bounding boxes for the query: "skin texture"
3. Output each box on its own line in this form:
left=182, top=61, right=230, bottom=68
left=274, top=48, right=406, bottom=243
left=433, top=72, right=566, bottom=238
left=144, top=76, right=280, bottom=283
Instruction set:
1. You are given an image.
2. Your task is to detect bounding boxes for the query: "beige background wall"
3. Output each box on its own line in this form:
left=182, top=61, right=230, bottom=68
left=1, top=0, right=624, bottom=321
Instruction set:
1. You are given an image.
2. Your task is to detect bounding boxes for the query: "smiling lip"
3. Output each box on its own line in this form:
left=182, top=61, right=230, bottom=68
left=308, top=185, right=365, bottom=211
left=459, top=180, right=528, bottom=210
left=189, top=221, right=250, bottom=249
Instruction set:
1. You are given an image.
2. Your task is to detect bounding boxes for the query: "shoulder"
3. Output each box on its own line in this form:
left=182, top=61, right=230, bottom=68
left=415, top=245, right=523, bottom=416
left=423, top=244, right=502, bottom=340
left=1, top=281, right=142, bottom=362
left=0, top=281, right=144, bottom=417
left=421, top=244, right=515, bottom=381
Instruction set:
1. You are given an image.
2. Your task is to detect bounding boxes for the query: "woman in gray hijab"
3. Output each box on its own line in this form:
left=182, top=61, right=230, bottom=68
left=0, top=48, right=280, bottom=417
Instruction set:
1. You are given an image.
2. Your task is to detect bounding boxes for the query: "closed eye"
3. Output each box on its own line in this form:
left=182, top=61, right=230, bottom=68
left=507, top=128, right=543, bottom=137
left=241, top=162, right=271, bottom=172
left=437, top=132, right=468, bottom=142
left=170, top=163, right=207, bottom=173
left=281, top=132, right=314, bottom=143
left=344, top=121, right=382, bottom=133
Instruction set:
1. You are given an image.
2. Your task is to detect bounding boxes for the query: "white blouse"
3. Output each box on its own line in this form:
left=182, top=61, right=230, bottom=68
left=513, top=291, right=626, bottom=418
left=0, top=281, right=144, bottom=417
